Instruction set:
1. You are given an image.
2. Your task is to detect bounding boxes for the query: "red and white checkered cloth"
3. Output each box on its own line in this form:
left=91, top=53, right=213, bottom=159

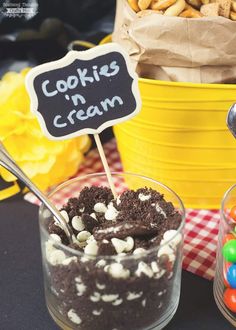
left=25, top=138, right=219, bottom=281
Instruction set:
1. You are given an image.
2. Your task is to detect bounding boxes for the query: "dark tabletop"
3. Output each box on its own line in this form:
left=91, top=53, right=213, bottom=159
left=0, top=194, right=234, bottom=330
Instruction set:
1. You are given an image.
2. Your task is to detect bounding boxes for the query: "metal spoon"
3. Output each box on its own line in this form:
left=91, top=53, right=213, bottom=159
left=227, top=103, right=236, bottom=138
left=0, top=142, right=73, bottom=242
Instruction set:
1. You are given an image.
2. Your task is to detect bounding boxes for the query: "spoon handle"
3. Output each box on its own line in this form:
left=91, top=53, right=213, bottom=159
left=0, top=143, right=73, bottom=241
left=227, top=103, right=236, bottom=139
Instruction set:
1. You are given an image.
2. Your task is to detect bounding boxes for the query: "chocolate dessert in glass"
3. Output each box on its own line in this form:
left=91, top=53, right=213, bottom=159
left=39, top=172, right=185, bottom=330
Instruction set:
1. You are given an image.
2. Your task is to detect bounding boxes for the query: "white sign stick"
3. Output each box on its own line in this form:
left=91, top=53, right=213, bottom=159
left=94, top=133, right=117, bottom=198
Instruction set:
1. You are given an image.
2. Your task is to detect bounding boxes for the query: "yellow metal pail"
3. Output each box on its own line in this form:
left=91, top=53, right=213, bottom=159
left=101, top=36, right=236, bottom=209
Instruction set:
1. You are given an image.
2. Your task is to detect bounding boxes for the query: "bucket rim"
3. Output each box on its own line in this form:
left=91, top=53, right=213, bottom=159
left=139, top=77, right=236, bottom=90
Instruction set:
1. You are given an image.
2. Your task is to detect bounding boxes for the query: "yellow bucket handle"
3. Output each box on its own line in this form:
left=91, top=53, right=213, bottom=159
left=67, top=40, right=96, bottom=51
left=67, top=34, right=112, bottom=52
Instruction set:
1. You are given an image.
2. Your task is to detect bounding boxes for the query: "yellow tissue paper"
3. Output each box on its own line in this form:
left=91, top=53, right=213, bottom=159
left=0, top=68, right=91, bottom=191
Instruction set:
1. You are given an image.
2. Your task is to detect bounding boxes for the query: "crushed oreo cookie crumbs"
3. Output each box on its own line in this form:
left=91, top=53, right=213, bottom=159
left=46, top=186, right=183, bottom=330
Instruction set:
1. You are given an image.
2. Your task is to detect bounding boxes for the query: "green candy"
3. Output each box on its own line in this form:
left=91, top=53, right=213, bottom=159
left=223, top=240, right=236, bottom=262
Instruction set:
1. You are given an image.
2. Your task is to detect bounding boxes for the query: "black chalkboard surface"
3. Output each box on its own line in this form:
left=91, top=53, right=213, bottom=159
left=26, top=43, right=141, bottom=140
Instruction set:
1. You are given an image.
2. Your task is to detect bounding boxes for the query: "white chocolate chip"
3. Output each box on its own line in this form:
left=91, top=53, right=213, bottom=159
left=138, top=193, right=151, bottom=201
left=79, top=207, right=85, bottom=213
left=90, top=213, right=97, bottom=220
left=77, top=231, right=91, bottom=242
left=156, top=204, right=167, bottom=218
left=75, top=276, right=82, bottom=283
left=142, top=299, right=146, bottom=307
left=49, top=234, right=61, bottom=243
left=45, top=240, right=55, bottom=258
left=96, top=259, right=106, bottom=268
left=135, top=262, right=153, bottom=278
left=101, top=294, right=119, bottom=302
left=96, top=282, right=106, bottom=290
left=116, top=195, right=121, bottom=205
left=104, top=265, right=110, bottom=272
left=158, top=245, right=175, bottom=262
left=72, top=235, right=87, bottom=248
left=67, top=309, right=81, bottom=325
left=111, top=238, right=127, bottom=254
left=92, top=309, right=103, bottom=316
left=76, top=282, right=87, bottom=296
left=102, top=239, right=109, bottom=244
left=133, top=248, right=146, bottom=255
left=86, top=235, right=96, bottom=244
left=84, top=241, right=98, bottom=256
left=163, top=230, right=182, bottom=248
left=62, top=257, right=77, bottom=266
left=71, top=216, right=85, bottom=231
left=127, top=292, right=143, bottom=300
left=60, top=210, right=69, bottom=223
left=124, top=236, right=134, bottom=252
left=47, top=248, right=66, bottom=266
left=105, top=203, right=119, bottom=221
left=90, top=292, right=101, bottom=302
left=94, top=202, right=107, bottom=213
left=107, top=263, right=130, bottom=279
left=112, top=298, right=123, bottom=306
left=163, top=229, right=177, bottom=242
left=151, top=261, right=159, bottom=273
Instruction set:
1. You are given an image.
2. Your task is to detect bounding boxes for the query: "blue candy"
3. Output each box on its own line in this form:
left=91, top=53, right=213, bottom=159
left=227, top=264, right=236, bottom=289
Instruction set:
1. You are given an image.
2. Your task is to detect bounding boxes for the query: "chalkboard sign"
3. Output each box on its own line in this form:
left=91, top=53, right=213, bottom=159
left=26, top=43, right=141, bottom=140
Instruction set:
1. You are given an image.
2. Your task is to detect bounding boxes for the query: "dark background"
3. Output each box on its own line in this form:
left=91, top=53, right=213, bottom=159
left=0, top=0, right=116, bottom=74
left=0, top=1, right=234, bottom=329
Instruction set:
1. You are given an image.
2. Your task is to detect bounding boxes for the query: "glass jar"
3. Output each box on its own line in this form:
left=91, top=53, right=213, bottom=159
left=39, top=172, right=185, bottom=330
left=214, top=184, right=236, bottom=327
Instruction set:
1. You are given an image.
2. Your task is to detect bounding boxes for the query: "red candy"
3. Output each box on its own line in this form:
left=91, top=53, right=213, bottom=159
left=230, top=206, right=236, bottom=222
left=224, top=288, right=236, bottom=313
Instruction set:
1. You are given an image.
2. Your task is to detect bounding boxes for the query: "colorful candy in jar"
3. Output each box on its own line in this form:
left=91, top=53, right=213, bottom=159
left=222, top=205, right=236, bottom=313
left=227, top=264, right=236, bottom=289
left=223, top=239, right=236, bottom=263
left=224, top=289, right=236, bottom=313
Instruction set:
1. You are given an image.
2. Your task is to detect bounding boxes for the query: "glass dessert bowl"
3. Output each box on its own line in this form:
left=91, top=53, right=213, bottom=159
left=39, top=172, right=185, bottom=330
left=214, top=183, right=236, bottom=327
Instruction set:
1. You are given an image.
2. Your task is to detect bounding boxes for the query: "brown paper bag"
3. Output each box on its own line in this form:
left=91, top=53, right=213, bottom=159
left=112, top=0, right=236, bottom=83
